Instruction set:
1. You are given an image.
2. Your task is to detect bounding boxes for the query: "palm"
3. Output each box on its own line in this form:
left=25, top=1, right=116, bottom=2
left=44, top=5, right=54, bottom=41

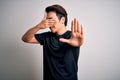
left=59, top=18, right=84, bottom=47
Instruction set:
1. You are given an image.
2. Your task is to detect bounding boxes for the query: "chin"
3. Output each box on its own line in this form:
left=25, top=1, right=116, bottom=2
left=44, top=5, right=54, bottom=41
left=50, top=28, right=56, bottom=33
left=51, top=30, right=56, bottom=33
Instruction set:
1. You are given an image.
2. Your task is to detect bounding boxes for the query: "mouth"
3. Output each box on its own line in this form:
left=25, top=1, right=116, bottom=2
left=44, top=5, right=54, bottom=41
left=49, top=27, right=55, bottom=32
left=50, top=26, right=55, bottom=29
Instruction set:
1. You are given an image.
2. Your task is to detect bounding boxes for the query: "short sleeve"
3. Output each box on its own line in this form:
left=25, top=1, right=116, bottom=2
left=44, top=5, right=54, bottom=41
left=35, top=33, right=45, bottom=45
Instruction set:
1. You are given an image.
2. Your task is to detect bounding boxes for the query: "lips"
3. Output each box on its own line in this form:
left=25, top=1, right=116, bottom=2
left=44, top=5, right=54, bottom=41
left=50, top=27, right=55, bottom=32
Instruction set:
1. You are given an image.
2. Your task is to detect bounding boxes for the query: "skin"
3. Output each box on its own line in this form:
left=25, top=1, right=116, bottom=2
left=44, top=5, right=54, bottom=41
left=22, top=11, right=84, bottom=47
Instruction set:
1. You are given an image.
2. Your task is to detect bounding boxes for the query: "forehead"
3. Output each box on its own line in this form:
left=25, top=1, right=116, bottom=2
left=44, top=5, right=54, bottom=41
left=47, top=11, right=57, bottom=17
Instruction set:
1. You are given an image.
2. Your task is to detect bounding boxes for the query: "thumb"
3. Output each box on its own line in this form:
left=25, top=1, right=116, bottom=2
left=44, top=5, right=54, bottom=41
left=59, top=38, right=70, bottom=43
left=43, top=14, right=47, bottom=20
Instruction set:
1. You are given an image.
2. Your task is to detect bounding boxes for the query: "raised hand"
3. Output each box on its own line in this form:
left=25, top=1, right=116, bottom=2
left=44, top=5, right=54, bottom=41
left=59, top=18, right=84, bottom=47
left=37, top=15, right=55, bottom=29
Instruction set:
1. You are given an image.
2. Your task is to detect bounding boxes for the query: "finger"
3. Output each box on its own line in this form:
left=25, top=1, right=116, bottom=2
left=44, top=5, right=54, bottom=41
left=47, top=23, right=54, bottom=27
left=81, top=25, right=84, bottom=35
left=45, top=23, right=53, bottom=28
left=71, top=20, right=74, bottom=34
left=48, top=18, right=55, bottom=22
left=43, top=14, right=47, bottom=20
left=74, top=18, right=77, bottom=32
left=47, top=21, right=55, bottom=24
left=46, top=19, right=54, bottom=24
left=77, top=20, right=80, bottom=33
left=46, top=20, right=55, bottom=27
left=47, top=20, right=55, bottom=26
left=59, top=38, right=70, bottom=44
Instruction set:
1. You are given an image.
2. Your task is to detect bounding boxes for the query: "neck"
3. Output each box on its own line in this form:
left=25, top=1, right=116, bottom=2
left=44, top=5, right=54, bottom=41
left=56, top=25, right=67, bottom=36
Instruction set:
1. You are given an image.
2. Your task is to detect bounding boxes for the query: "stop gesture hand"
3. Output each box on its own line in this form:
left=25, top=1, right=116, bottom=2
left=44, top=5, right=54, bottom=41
left=59, top=18, right=84, bottom=47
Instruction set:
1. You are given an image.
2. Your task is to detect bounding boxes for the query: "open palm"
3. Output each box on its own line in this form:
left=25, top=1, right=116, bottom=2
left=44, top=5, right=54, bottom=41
left=59, top=18, right=84, bottom=47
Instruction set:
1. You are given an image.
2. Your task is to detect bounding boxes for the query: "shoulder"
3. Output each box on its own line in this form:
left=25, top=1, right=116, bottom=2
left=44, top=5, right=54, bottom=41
left=35, top=31, right=54, bottom=45
left=35, top=31, right=53, bottom=36
left=67, top=30, right=71, bottom=35
left=59, top=30, right=71, bottom=39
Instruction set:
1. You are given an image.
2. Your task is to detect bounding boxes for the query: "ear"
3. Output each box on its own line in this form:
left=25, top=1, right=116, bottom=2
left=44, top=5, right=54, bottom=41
left=60, top=17, right=65, bottom=24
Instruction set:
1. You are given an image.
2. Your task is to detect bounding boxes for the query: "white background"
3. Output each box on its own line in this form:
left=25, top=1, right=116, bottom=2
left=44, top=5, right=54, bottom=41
left=0, top=0, right=120, bottom=80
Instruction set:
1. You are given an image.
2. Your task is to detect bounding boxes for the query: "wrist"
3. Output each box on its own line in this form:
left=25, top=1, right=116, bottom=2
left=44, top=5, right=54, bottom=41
left=35, top=24, right=42, bottom=29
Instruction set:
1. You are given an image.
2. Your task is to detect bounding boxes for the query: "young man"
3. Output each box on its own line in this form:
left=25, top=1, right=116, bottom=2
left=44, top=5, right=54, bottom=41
left=22, top=4, right=84, bottom=80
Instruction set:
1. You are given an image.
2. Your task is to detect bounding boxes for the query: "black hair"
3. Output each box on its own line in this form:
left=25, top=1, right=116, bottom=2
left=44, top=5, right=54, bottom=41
left=45, top=4, right=68, bottom=26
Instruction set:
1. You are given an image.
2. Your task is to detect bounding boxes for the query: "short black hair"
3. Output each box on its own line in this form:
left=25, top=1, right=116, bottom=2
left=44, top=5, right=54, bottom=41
left=45, top=4, right=68, bottom=26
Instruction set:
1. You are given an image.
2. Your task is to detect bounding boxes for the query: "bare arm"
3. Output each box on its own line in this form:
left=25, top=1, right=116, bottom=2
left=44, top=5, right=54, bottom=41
left=22, top=15, right=55, bottom=44
left=22, top=25, right=41, bottom=44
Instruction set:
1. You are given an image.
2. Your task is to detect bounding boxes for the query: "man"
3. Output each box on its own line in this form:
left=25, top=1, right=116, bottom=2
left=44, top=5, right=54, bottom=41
left=22, top=4, right=84, bottom=80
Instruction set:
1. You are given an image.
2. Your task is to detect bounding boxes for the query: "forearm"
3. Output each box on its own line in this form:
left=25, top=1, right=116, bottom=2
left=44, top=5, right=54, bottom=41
left=22, top=16, right=55, bottom=43
left=22, top=25, right=40, bottom=42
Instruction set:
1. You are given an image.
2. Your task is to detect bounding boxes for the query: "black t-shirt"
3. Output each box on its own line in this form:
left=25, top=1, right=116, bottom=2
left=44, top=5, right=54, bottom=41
left=35, top=31, right=80, bottom=80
